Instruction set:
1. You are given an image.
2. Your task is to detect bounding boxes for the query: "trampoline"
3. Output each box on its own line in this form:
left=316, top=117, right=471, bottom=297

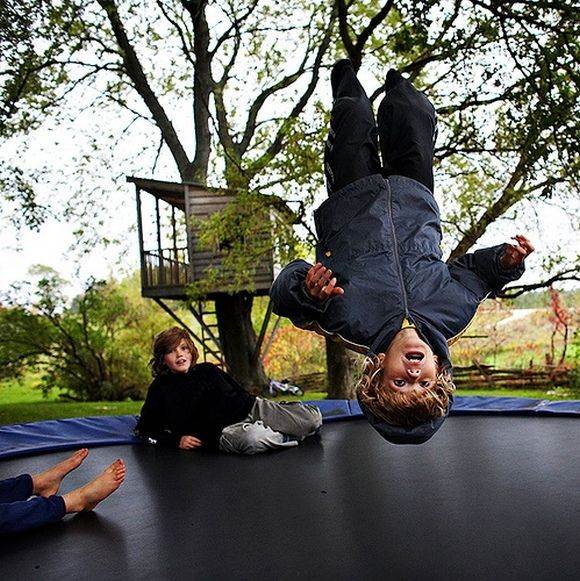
left=1, top=399, right=579, bottom=580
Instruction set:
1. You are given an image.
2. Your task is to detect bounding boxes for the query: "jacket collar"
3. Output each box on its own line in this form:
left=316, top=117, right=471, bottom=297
left=368, top=314, right=452, bottom=371
left=358, top=392, right=453, bottom=445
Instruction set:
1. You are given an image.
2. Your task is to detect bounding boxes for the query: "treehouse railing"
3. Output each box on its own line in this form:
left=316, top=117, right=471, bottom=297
left=143, top=247, right=190, bottom=288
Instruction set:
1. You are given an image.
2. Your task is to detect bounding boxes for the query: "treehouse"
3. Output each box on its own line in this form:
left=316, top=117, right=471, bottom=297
left=127, top=176, right=282, bottom=366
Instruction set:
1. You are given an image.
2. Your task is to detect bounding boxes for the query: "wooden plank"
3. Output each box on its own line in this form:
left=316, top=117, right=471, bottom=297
left=188, top=194, right=235, bottom=205
left=184, top=185, right=197, bottom=285
left=189, top=256, right=273, bottom=269
left=135, top=187, right=147, bottom=293
left=188, top=204, right=233, bottom=214
left=142, top=287, right=189, bottom=300
left=188, top=208, right=231, bottom=218
left=191, top=252, right=272, bottom=270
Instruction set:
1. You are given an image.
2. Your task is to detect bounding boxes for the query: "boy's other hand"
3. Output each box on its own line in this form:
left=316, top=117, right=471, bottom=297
left=305, top=263, right=345, bottom=302
left=179, top=435, right=203, bottom=450
left=500, top=234, right=535, bottom=269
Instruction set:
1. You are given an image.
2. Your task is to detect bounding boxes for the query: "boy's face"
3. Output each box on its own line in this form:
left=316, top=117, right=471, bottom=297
left=380, top=329, right=439, bottom=393
left=164, top=339, right=194, bottom=374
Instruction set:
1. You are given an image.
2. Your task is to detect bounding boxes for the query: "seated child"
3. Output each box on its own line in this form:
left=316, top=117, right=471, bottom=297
left=135, top=327, right=322, bottom=455
left=0, top=449, right=125, bottom=534
left=270, top=60, right=533, bottom=444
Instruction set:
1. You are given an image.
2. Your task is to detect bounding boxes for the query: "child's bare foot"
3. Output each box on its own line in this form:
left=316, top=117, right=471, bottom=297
left=62, top=459, right=126, bottom=513
left=32, top=448, right=89, bottom=497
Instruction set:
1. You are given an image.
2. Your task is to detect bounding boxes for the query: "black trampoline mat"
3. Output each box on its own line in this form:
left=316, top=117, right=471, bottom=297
left=1, top=416, right=579, bottom=581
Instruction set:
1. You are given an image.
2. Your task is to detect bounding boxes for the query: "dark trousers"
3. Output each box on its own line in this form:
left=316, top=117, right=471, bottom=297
left=0, top=474, right=66, bottom=534
left=324, top=60, right=437, bottom=195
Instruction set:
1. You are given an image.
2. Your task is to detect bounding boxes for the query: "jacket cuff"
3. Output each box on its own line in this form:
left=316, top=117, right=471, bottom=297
left=495, top=244, right=526, bottom=283
left=299, top=281, right=331, bottom=313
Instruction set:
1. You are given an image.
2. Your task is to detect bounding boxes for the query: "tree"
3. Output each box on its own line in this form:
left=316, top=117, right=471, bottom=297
left=0, top=269, right=173, bottom=400
left=331, top=0, right=578, bottom=254
left=1, top=1, right=578, bottom=395
left=1, top=0, right=340, bottom=390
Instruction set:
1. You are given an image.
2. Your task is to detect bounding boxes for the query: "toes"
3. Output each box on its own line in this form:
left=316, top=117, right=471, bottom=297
left=69, top=448, right=88, bottom=464
left=109, top=459, right=126, bottom=480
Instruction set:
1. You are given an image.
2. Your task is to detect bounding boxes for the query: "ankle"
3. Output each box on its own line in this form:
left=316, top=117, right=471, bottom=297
left=31, top=473, right=47, bottom=496
left=62, top=489, right=85, bottom=513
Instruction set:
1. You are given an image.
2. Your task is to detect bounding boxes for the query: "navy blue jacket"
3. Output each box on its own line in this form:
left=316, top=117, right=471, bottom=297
left=270, top=173, right=524, bottom=444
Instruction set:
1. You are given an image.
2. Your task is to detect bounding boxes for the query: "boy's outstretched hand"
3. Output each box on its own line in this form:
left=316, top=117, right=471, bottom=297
left=304, top=263, right=345, bottom=302
left=500, top=234, right=535, bottom=269
left=179, top=435, right=203, bottom=450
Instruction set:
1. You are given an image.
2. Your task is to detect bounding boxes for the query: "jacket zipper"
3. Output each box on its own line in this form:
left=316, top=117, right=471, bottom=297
left=386, top=179, right=411, bottom=322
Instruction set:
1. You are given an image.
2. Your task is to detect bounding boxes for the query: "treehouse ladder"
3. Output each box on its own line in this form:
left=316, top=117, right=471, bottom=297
left=190, top=300, right=224, bottom=368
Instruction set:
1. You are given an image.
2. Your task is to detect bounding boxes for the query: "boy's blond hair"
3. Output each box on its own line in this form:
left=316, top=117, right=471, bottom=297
left=357, top=352, right=455, bottom=429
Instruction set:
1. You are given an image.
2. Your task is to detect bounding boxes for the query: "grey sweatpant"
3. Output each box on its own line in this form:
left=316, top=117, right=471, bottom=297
left=219, top=398, right=322, bottom=455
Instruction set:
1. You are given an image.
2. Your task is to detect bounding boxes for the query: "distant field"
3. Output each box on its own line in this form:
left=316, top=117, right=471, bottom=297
left=450, top=306, right=578, bottom=369
left=0, top=373, right=576, bottom=426
left=0, top=376, right=59, bottom=404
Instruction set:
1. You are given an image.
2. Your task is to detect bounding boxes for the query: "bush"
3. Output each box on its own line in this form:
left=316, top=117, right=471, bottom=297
left=263, top=324, right=326, bottom=380
left=0, top=268, right=173, bottom=401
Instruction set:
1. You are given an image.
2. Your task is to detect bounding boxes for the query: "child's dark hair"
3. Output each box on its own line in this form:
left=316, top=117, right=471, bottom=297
left=150, top=326, right=199, bottom=377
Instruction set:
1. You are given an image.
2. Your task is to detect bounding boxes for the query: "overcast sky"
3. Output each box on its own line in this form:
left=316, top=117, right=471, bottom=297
left=1, top=19, right=578, bottom=300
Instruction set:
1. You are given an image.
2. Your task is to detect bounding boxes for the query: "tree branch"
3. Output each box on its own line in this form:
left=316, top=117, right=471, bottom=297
left=156, top=0, right=195, bottom=67
left=181, top=0, right=213, bottom=182
left=337, top=0, right=355, bottom=58
left=247, top=6, right=337, bottom=175
left=356, top=0, right=395, bottom=55
left=208, top=0, right=261, bottom=59
left=498, top=269, right=580, bottom=298
left=97, top=0, right=191, bottom=177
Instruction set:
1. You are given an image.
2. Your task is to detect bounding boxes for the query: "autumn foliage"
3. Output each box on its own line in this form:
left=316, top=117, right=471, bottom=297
left=263, top=325, right=325, bottom=380
left=546, top=286, right=572, bottom=368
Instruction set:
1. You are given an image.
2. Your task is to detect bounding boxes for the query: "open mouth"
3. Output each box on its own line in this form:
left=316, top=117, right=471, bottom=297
left=405, top=351, right=424, bottom=362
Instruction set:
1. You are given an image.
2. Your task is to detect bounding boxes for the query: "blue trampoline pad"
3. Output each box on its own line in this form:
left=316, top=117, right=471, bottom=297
left=1, top=396, right=578, bottom=460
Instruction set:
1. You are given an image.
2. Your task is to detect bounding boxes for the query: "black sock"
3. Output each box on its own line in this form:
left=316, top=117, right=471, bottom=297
left=330, top=59, right=355, bottom=99
left=385, top=69, right=404, bottom=92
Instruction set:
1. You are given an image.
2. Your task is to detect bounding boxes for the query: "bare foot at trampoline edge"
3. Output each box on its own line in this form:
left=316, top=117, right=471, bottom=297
left=32, top=448, right=89, bottom=497
left=62, top=459, right=126, bottom=513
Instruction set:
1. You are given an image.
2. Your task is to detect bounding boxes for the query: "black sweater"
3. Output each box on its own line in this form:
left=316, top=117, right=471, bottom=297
left=135, top=363, right=256, bottom=449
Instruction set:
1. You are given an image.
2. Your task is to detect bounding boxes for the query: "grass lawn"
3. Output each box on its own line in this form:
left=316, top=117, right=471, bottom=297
left=0, top=376, right=577, bottom=426
left=0, top=377, right=59, bottom=404
left=0, top=401, right=144, bottom=426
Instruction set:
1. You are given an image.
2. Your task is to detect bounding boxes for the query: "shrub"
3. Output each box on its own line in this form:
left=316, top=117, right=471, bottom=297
left=0, top=269, right=172, bottom=401
left=263, top=324, right=326, bottom=379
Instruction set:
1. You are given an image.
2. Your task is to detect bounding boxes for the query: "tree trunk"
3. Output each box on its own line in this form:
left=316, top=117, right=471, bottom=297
left=215, top=293, right=268, bottom=393
left=325, top=338, right=356, bottom=399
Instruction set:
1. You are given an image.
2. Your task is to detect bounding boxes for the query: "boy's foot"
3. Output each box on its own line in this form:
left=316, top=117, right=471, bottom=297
left=32, top=448, right=89, bottom=497
left=385, top=68, right=405, bottom=92
left=62, top=459, right=126, bottom=513
left=330, top=58, right=355, bottom=99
